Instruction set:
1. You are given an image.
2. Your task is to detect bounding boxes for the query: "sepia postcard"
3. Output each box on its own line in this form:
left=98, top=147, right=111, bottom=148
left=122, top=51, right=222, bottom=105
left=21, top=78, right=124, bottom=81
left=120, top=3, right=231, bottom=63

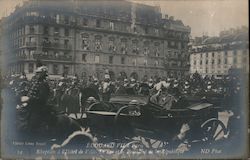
left=0, top=0, right=249, bottom=159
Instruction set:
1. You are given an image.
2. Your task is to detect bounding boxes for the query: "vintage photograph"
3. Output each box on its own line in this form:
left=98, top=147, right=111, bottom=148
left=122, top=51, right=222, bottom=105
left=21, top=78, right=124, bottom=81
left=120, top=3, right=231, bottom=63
left=0, top=0, right=249, bottom=159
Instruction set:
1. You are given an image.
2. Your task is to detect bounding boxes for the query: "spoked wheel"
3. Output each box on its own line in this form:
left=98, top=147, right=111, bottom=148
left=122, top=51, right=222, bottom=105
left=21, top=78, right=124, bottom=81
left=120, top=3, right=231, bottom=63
left=201, top=118, right=227, bottom=143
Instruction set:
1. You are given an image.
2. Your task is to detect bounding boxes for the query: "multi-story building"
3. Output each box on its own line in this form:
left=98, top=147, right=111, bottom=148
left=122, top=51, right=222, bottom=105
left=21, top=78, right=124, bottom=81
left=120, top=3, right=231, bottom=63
left=1, top=0, right=190, bottom=80
left=190, top=27, right=249, bottom=77
left=0, top=19, right=3, bottom=75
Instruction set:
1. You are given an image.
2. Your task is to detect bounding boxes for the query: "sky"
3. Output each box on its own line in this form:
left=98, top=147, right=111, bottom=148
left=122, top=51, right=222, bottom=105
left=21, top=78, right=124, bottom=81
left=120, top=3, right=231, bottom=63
left=0, top=0, right=248, bottom=37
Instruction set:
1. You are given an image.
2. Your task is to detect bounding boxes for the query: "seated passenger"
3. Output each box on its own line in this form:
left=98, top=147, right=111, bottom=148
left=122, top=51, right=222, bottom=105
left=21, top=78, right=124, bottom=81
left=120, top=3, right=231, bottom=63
left=150, top=87, right=177, bottom=110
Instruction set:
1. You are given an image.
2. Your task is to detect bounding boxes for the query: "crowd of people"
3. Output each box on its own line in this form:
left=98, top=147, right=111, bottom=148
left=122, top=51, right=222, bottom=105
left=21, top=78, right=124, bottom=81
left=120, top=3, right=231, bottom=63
left=3, top=66, right=244, bottom=115
left=1, top=65, right=245, bottom=143
left=4, top=67, right=242, bottom=109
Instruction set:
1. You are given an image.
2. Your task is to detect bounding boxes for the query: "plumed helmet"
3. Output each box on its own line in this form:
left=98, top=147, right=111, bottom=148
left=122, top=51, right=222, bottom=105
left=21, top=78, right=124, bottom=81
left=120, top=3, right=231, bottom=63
left=35, top=66, right=48, bottom=73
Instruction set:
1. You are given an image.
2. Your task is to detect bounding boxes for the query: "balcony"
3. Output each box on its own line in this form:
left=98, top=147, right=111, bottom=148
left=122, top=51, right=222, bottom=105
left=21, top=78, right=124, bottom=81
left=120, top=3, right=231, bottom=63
left=26, top=42, right=37, bottom=47
left=192, top=42, right=248, bottom=53
left=33, top=54, right=72, bottom=61
left=42, top=42, right=72, bottom=50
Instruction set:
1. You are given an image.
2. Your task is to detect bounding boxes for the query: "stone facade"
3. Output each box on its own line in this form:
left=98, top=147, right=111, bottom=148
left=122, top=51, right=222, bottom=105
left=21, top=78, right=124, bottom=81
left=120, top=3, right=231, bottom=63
left=1, top=0, right=190, bottom=80
left=190, top=27, right=249, bottom=77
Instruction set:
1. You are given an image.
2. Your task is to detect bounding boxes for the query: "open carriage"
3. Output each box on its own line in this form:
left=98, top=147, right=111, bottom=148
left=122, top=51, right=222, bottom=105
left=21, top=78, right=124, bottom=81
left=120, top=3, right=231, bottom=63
left=81, top=93, right=228, bottom=157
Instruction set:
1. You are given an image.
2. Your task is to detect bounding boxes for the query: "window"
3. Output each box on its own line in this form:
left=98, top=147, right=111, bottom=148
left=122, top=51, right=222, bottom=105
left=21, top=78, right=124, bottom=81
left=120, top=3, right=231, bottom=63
left=30, top=25, right=35, bottom=34
left=64, top=39, right=69, bottom=45
left=63, top=65, right=69, bottom=75
left=194, top=60, right=196, bottom=65
left=155, top=29, right=159, bottom=35
left=82, top=54, right=86, bottom=62
left=206, top=52, right=208, bottom=57
left=109, top=21, right=114, bottom=30
left=96, top=19, right=101, bottom=28
left=218, top=59, right=221, bottom=64
left=224, top=51, right=228, bottom=56
left=233, top=57, right=237, bottom=64
left=144, top=27, right=149, bottom=34
left=64, top=15, right=69, bottom=24
left=44, top=26, right=49, bottom=35
left=200, top=60, right=202, bottom=65
left=133, top=59, right=137, bottom=66
left=109, top=56, right=113, bottom=64
left=94, top=55, right=100, bottom=63
left=29, top=37, right=36, bottom=43
left=54, top=27, right=59, bottom=36
left=233, top=50, right=237, bottom=56
left=82, top=38, right=89, bottom=50
left=54, top=38, right=59, bottom=45
left=133, top=26, right=137, bottom=33
left=53, top=64, right=58, bottom=74
left=56, top=14, right=60, bottom=24
left=144, top=59, right=147, bottom=65
left=224, top=58, right=227, bottom=64
left=121, top=57, right=125, bottom=64
left=155, top=60, right=159, bottom=66
left=28, top=63, right=34, bottom=73
left=212, top=52, right=214, bottom=57
left=65, top=28, right=69, bottom=36
left=83, top=18, right=88, bottom=26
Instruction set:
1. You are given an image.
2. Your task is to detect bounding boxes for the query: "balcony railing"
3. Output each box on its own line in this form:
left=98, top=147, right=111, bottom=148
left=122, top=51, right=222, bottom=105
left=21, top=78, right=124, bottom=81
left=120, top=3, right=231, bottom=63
left=26, top=42, right=37, bottom=47
left=192, top=43, right=248, bottom=53
left=42, top=42, right=72, bottom=50
left=33, top=54, right=72, bottom=61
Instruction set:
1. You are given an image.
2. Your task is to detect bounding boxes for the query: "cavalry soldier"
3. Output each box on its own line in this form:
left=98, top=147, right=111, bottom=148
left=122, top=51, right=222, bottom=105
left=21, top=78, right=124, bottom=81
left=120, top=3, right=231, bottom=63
left=16, top=74, right=29, bottom=98
left=18, top=66, right=53, bottom=133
